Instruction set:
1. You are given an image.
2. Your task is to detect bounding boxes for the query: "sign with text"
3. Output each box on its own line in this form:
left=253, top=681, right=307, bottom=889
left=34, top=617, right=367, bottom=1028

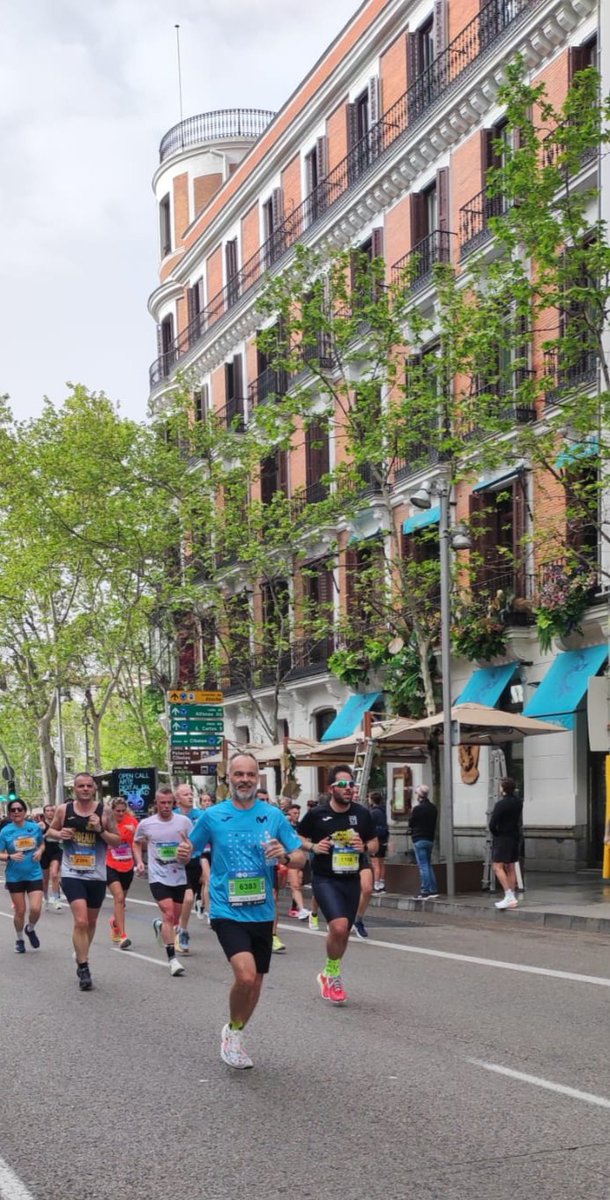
left=167, top=690, right=223, bottom=705
left=110, top=767, right=157, bottom=816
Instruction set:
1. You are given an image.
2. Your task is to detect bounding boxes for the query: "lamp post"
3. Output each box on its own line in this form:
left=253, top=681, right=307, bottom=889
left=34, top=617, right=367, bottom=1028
left=410, top=476, right=471, bottom=897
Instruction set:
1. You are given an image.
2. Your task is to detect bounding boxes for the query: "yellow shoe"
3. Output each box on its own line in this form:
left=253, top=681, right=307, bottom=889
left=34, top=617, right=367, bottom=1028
left=271, top=935, right=286, bottom=953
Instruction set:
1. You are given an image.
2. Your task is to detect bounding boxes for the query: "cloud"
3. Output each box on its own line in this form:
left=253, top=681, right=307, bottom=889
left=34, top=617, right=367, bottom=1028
left=0, top=0, right=359, bottom=419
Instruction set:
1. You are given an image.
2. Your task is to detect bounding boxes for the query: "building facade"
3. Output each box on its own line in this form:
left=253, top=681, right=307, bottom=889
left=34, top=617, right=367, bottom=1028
left=148, top=0, right=607, bottom=871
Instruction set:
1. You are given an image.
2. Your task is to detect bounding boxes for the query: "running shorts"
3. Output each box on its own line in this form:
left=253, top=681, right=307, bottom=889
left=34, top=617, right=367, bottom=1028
left=61, top=877, right=107, bottom=909
left=6, top=879, right=43, bottom=895
left=106, top=866, right=134, bottom=892
left=312, top=874, right=361, bottom=928
left=211, top=918, right=274, bottom=975
left=149, top=882, right=186, bottom=904
left=40, top=844, right=62, bottom=869
left=185, top=856, right=202, bottom=894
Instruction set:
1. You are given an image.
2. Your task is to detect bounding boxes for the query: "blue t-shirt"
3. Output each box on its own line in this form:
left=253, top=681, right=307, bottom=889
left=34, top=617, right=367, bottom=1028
left=189, top=800, right=301, bottom=922
left=0, top=820, right=44, bottom=883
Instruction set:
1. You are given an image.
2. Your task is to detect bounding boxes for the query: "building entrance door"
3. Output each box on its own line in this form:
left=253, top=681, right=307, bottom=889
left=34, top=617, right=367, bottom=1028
left=587, top=752, right=606, bottom=866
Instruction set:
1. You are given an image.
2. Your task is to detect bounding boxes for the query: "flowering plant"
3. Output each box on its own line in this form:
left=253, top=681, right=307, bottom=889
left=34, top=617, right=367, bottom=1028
left=452, top=590, right=510, bottom=662
left=534, top=563, right=596, bottom=653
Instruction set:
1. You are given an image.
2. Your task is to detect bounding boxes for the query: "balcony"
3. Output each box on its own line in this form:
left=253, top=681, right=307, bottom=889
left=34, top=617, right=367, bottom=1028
left=216, top=397, right=246, bottom=432
left=159, top=109, right=276, bottom=163
left=149, top=0, right=543, bottom=389
left=468, top=563, right=536, bottom=625
left=394, top=444, right=441, bottom=483
left=459, top=190, right=507, bottom=257
left=290, top=480, right=331, bottom=518
left=249, top=366, right=289, bottom=408
left=358, top=462, right=383, bottom=497
left=542, top=122, right=599, bottom=173
left=289, top=634, right=335, bottom=677
left=392, top=229, right=455, bottom=292
left=544, top=349, right=598, bottom=406
left=463, top=370, right=537, bottom=438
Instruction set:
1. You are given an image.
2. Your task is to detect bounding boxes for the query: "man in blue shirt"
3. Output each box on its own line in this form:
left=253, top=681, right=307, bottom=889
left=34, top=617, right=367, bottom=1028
left=187, top=752, right=304, bottom=1069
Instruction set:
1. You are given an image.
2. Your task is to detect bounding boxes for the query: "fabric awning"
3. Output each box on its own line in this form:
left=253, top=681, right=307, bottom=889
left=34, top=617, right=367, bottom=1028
left=523, top=644, right=608, bottom=729
left=555, top=437, right=599, bottom=469
left=402, top=505, right=440, bottom=535
left=472, top=464, right=524, bottom=493
left=457, top=663, right=519, bottom=708
left=320, top=692, right=382, bottom=742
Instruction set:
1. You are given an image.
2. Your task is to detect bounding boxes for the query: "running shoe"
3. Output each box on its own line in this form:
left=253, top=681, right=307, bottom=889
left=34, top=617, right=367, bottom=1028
left=119, top=935, right=132, bottom=950
left=308, top=913, right=319, bottom=931
left=152, top=918, right=163, bottom=945
left=109, top=918, right=122, bottom=944
left=24, top=924, right=40, bottom=949
left=175, top=928, right=190, bottom=954
left=271, top=934, right=286, bottom=953
left=374, top=882, right=386, bottom=892
left=414, top=893, right=430, bottom=900
left=14, top=939, right=25, bottom=954
left=220, top=1023, right=253, bottom=1069
left=353, top=918, right=368, bottom=940
left=428, top=893, right=439, bottom=900
left=288, top=905, right=299, bottom=917
left=169, top=957, right=185, bottom=976
left=77, top=964, right=93, bottom=991
left=195, top=900, right=205, bottom=920
left=51, top=896, right=64, bottom=911
left=297, top=908, right=311, bottom=921
left=495, top=894, right=518, bottom=909
left=317, top=972, right=347, bottom=1004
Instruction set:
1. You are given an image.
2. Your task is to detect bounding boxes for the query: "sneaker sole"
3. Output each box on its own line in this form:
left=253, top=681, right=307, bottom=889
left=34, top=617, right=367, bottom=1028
left=220, top=1048, right=253, bottom=1070
left=119, top=939, right=132, bottom=950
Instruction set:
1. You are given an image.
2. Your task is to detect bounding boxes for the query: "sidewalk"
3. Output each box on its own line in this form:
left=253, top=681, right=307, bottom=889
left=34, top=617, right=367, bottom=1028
left=371, top=872, right=610, bottom=934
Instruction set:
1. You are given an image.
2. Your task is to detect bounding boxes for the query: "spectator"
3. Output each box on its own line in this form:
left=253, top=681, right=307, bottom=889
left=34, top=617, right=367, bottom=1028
left=490, top=777, right=523, bottom=910
left=368, top=791, right=389, bottom=892
left=410, top=785, right=438, bottom=900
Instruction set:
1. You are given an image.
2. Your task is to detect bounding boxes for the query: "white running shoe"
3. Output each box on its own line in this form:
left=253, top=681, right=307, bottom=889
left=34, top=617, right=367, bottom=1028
left=220, top=1023, right=253, bottom=1069
left=152, top=918, right=163, bottom=945
left=169, top=957, right=185, bottom=976
left=51, top=897, right=64, bottom=911
left=297, top=908, right=311, bottom=921
left=495, top=893, right=518, bottom=909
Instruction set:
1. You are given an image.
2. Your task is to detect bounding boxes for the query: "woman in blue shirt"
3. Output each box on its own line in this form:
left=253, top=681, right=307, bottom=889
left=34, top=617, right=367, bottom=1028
left=0, top=798, right=44, bottom=953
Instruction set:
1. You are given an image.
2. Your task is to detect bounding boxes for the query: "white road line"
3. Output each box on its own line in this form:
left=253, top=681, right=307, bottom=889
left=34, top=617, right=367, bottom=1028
left=112, top=948, right=168, bottom=969
left=0, top=1154, right=36, bottom=1200
left=278, top=922, right=610, bottom=989
left=468, top=1058, right=610, bottom=1110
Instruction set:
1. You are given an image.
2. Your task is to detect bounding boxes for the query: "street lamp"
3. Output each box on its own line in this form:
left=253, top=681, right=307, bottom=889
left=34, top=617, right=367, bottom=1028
left=409, top=476, right=471, bottom=897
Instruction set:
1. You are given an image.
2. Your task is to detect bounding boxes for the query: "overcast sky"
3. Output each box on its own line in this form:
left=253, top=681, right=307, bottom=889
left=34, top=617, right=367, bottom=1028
left=0, top=0, right=360, bottom=424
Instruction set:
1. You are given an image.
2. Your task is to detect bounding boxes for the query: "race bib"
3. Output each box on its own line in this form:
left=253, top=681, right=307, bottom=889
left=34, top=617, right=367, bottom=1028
left=69, top=852, right=96, bottom=871
left=332, top=849, right=360, bottom=874
left=228, top=874, right=266, bottom=905
left=14, top=836, right=36, bottom=853
left=156, top=841, right=179, bottom=863
left=113, top=842, right=133, bottom=861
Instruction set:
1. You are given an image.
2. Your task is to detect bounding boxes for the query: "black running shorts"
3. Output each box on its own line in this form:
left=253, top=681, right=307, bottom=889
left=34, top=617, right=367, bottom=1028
left=185, top=856, right=202, bottom=894
left=312, top=874, right=361, bottom=928
left=211, top=918, right=274, bottom=975
left=6, top=879, right=44, bottom=895
left=149, top=881, right=186, bottom=904
left=61, top=877, right=107, bottom=909
left=106, top=866, right=134, bottom=892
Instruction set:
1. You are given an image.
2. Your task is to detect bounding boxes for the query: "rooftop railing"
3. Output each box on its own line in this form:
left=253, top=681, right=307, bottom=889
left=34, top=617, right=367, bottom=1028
left=149, top=0, right=543, bottom=388
left=159, top=109, right=276, bottom=163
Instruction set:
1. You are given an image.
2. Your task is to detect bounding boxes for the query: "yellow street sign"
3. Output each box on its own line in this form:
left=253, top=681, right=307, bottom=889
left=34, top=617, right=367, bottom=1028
left=167, top=689, right=224, bottom=705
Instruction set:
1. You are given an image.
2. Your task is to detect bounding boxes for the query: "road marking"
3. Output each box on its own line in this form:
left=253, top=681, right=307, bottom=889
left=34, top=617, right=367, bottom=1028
left=468, top=1059, right=610, bottom=1110
left=0, top=1154, right=36, bottom=1199
left=112, top=948, right=168, bottom=969
left=278, top=922, right=610, bottom=989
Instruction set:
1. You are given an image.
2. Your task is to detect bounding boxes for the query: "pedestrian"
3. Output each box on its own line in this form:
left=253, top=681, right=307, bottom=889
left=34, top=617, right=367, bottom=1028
left=196, top=791, right=215, bottom=921
left=186, top=752, right=304, bottom=1069
left=106, top=796, right=139, bottom=949
left=46, top=772, right=120, bottom=990
left=490, top=777, right=523, bottom=910
left=368, top=790, right=389, bottom=892
left=132, top=787, right=192, bottom=976
left=297, top=765, right=378, bottom=1005
left=0, top=798, right=45, bottom=953
left=410, top=785, right=439, bottom=900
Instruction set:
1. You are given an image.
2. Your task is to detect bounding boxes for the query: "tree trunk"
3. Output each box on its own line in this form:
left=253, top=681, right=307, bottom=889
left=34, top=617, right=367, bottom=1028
left=38, top=697, right=58, bottom=805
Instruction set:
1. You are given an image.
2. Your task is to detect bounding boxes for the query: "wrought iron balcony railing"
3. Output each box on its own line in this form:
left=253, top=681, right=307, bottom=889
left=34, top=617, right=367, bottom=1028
left=215, top=397, right=246, bottom=432
left=459, top=189, right=508, bottom=256
left=392, top=229, right=455, bottom=291
left=149, top=0, right=542, bottom=388
left=394, top=443, right=441, bottom=482
left=249, top=366, right=289, bottom=408
left=290, top=480, right=331, bottom=518
left=159, top=109, right=276, bottom=163
left=544, top=349, right=598, bottom=405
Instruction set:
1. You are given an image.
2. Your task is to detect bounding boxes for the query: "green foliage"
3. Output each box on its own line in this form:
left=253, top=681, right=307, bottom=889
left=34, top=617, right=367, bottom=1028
left=534, top=565, right=597, bottom=654
left=452, top=591, right=511, bottom=664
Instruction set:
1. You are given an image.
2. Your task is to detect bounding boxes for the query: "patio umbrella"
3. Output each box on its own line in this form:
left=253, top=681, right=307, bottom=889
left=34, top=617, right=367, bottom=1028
left=376, top=702, right=565, bottom=745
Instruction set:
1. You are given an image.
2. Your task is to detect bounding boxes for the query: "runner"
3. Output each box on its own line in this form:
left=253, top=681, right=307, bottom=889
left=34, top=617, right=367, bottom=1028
left=132, top=787, right=192, bottom=976
left=297, top=765, right=378, bottom=1005
left=106, top=796, right=138, bottom=949
left=285, top=804, right=310, bottom=921
left=353, top=856, right=374, bottom=940
left=187, top=752, right=304, bottom=1068
left=0, top=798, right=45, bottom=953
left=39, top=803, right=64, bottom=911
left=46, top=772, right=120, bottom=990
left=196, top=792, right=214, bottom=922
left=173, top=782, right=202, bottom=955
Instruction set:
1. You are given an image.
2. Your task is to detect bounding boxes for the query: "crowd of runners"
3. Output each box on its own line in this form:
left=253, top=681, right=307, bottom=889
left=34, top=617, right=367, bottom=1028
left=0, top=754, right=390, bottom=1069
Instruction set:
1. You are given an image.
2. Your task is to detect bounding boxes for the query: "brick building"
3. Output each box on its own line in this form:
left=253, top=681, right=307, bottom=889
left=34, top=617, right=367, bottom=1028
left=148, top=0, right=608, bottom=871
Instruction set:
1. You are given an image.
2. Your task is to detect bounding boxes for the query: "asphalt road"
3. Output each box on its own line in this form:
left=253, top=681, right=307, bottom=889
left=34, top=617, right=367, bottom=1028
left=1, top=882, right=610, bottom=1200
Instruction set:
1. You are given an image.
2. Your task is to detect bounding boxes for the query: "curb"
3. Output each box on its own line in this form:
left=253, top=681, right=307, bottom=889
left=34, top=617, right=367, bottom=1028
left=369, top=892, right=610, bottom=935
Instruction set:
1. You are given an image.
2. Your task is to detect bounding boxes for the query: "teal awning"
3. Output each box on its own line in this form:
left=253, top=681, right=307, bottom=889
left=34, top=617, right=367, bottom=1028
left=457, top=663, right=519, bottom=707
left=403, top=505, right=440, bottom=535
left=472, top=466, right=522, bottom=493
left=321, top=692, right=381, bottom=742
left=523, top=644, right=608, bottom=730
left=556, top=437, right=599, bottom=469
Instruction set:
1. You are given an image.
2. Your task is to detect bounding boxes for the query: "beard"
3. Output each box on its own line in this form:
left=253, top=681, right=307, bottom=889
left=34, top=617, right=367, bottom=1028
left=231, top=783, right=258, bottom=803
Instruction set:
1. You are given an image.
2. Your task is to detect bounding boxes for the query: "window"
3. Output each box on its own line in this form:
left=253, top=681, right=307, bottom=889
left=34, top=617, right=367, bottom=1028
left=350, top=229, right=384, bottom=312
left=224, top=355, right=245, bottom=429
left=160, top=315, right=175, bottom=369
left=263, top=190, right=285, bottom=267
left=260, top=451, right=288, bottom=505
left=193, top=384, right=208, bottom=424
left=565, top=461, right=598, bottom=579
left=305, top=140, right=329, bottom=224
left=344, top=537, right=386, bottom=638
left=159, top=194, right=171, bottom=257
left=305, top=420, right=330, bottom=504
left=408, top=169, right=449, bottom=281
left=260, top=579, right=291, bottom=673
left=225, top=239, right=239, bottom=308
left=469, top=475, right=528, bottom=598
left=298, top=561, right=335, bottom=668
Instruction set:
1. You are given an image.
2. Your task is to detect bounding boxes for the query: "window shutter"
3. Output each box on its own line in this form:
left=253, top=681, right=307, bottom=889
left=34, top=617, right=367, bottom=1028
left=271, top=187, right=284, bottom=230
left=278, top=449, right=289, bottom=495
left=305, top=150, right=316, bottom=196
left=407, top=30, right=421, bottom=86
left=346, top=102, right=358, bottom=151
left=196, top=276, right=205, bottom=311
left=437, top=168, right=449, bottom=234
left=225, top=238, right=238, bottom=281
left=481, top=128, right=494, bottom=190
left=156, top=324, right=163, bottom=357
left=512, top=478, right=527, bottom=596
left=187, top=286, right=196, bottom=326
left=194, top=383, right=208, bottom=423
left=410, top=192, right=426, bottom=247
left=372, top=227, right=385, bottom=261
left=433, top=0, right=448, bottom=53
left=568, top=45, right=589, bottom=81
left=233, top=354, right=243, bottom=405
left=316, top=135, right=328, bottom=180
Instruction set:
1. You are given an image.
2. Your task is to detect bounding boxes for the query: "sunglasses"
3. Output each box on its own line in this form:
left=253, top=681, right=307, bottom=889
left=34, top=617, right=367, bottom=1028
left=332, top=781, right=354, bottom=789
left=9, top=807, right=25, bottom=814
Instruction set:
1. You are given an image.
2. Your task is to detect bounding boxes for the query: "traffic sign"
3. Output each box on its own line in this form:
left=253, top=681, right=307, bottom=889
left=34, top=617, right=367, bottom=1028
left=167, top=690, right=223, bottom=705
left=170, top=704, right=223, bottom=719
left=170, top=732, right=223, bottom=748
left=170, top=719, right=224, bottom=734
left=170, top=748, right=210, bottom=766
